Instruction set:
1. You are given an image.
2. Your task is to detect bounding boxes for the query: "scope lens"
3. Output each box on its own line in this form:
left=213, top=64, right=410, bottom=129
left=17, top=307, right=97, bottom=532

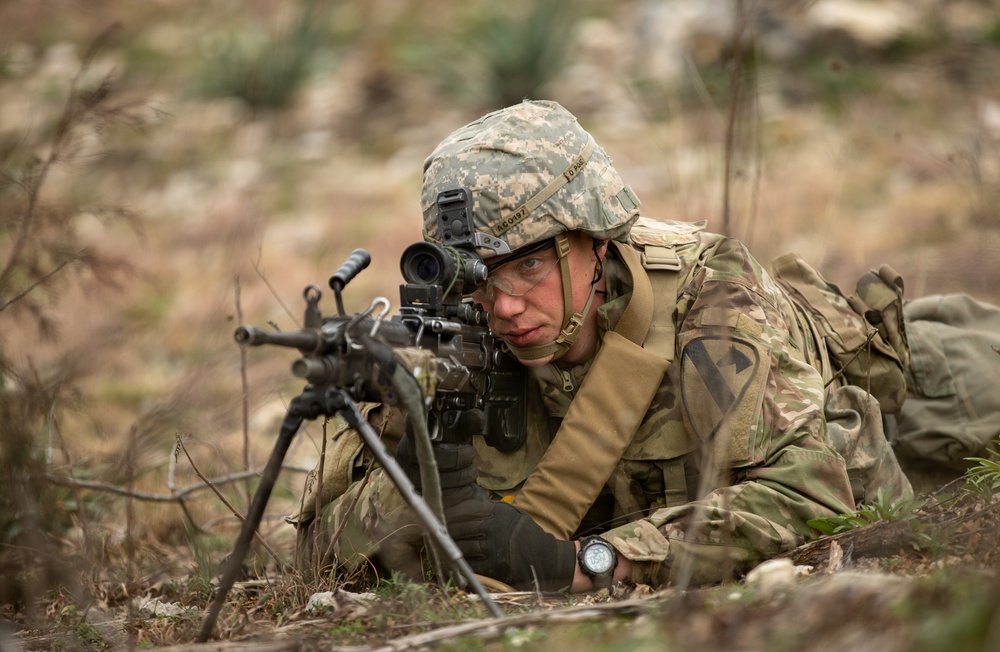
left=401, top=242, right=451, bottom=286
left=411, top=252, right=441, bottom=284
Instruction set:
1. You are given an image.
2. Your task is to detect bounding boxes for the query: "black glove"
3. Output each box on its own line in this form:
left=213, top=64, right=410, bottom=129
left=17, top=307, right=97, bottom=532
left=394, top=435, right=480, bottom=508
left=445, top=497, right=577, bottom=592
left=394, top=435, right=478, bottom=492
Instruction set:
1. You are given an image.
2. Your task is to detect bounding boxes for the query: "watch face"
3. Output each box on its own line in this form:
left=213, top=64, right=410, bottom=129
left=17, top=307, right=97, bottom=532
left=582, top=542, right=615, bottom=575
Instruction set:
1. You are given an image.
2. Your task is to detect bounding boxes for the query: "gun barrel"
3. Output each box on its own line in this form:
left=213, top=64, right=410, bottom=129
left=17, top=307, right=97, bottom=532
left=290, top=356, right=341, bottom=383
left=234, top=326, right=322, bottom=351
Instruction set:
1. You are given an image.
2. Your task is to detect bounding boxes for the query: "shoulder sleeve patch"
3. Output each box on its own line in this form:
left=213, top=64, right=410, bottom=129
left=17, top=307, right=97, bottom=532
left=680, top=335, right=768, bottom=467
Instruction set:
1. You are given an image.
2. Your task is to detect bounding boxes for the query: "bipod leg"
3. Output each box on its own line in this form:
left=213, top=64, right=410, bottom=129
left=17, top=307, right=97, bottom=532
left=332, top=390, right=504, bottom=619
left=197, top=409, right=304, bottom=641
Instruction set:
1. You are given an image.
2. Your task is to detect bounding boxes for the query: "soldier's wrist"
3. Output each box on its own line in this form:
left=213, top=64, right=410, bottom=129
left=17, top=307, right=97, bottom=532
left=571, top=539, right=632, bottom=592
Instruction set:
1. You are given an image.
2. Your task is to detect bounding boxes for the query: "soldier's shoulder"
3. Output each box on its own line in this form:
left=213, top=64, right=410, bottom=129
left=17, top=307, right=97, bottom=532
left=628, top=217, right=709, bottom=247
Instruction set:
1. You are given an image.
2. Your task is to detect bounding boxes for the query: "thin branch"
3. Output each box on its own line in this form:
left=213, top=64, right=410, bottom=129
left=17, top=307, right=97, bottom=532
left=682, top=52, right=725, bottom=133
left=0, top=44, right=90, bottom=286
left=176, top=435, right=284, bottom=569
left=252, top=238, right=299, bottom=328
left=824, top=328, right=880, bottom=389
left=177, top=498, right=211, bottom=535
left=0, top=248, right=87, bottom=313
left=721, top=0, right=751, bottom=237
left=125, top=430, right=140, bottom=647
left=744, top=35, right=763, bottom=249
left=311, top=418, right=330, bottom=579
left=41, top=465, right=309, bottom=502
left=235, top=274, right=253, bottom=509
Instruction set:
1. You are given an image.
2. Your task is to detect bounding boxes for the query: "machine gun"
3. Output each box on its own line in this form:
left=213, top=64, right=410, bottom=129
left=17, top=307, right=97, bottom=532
left=198, top=188, right=527, bottom=640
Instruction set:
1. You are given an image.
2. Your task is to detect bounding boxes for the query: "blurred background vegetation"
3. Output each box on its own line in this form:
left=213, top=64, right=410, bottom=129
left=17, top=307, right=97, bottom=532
left=1, top=0, right=999, bottom=647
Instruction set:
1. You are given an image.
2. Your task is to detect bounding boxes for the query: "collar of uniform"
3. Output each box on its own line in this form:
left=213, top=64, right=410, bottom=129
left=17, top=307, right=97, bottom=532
left=531, top=357, right=593, bottom=417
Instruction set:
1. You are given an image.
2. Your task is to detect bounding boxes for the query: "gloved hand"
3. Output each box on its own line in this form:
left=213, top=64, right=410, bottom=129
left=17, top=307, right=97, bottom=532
left=394, top=435, right=479, bottom=502
left=445, top=497, right=577, bottom=592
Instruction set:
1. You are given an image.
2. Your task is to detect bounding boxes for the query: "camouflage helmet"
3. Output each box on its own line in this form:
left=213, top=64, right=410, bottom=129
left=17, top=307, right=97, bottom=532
left=421, top=100, right=641, bottom=259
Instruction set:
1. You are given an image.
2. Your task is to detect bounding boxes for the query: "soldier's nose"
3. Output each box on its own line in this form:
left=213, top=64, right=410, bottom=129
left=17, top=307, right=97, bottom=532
left=489, top=291, right=525, bottom=321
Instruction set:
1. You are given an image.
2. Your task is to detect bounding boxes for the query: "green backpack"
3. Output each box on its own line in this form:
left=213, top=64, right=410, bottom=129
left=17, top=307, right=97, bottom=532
left=887, top=293, right=1000, bottom=488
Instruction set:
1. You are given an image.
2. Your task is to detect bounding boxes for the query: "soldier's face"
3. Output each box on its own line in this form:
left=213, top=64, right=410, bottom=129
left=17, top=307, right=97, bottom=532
left=477, top=232, right=605, bottom=367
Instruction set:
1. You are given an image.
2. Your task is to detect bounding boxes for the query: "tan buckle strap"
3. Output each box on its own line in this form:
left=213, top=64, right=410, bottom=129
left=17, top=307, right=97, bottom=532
left=638, top=245, right=680, bottom=363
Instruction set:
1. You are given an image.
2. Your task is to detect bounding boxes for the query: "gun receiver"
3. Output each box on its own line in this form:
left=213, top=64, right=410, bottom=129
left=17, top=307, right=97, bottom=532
left=231, top=284, right=527, bottom=452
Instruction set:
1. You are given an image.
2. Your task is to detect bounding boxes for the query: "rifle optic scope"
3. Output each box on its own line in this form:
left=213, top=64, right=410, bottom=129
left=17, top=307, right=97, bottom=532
left=400, top=242, right=487, bottom=296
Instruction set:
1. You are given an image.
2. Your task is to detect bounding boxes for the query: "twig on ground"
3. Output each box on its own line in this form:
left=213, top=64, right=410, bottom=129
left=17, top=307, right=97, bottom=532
left=353, top=599, right=654, bottom=652
left=778, top=519, right=914, bottom=568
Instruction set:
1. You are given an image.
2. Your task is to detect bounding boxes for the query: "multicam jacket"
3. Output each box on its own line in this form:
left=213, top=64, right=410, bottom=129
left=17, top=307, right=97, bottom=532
left=472, top=218, right=869, bottom=586
left=292, top=217, right=911, bottom=588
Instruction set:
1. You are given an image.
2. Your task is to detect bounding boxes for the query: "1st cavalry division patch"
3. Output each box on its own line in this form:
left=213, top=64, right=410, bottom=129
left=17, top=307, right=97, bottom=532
left=680, top=335, right=767, bottom=466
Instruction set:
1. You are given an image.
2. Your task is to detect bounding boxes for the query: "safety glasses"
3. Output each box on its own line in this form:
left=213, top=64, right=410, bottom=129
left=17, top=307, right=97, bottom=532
left=470, top=238, right=559, bottom=302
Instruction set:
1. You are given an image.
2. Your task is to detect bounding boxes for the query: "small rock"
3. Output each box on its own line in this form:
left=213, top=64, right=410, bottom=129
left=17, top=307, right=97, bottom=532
left=306, top=589, right=375, bottom=617
left=745, top=557, right=797, bottom=596
left=137, top=597, right=195, bottom=618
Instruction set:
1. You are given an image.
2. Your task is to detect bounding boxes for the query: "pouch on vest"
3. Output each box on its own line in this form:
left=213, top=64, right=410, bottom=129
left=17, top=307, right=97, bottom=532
left=771, top=254, right=908, bottom=414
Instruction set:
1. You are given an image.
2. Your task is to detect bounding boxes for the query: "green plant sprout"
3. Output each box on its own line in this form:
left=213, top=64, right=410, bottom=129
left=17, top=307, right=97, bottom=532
left=808, top=486, right=928, bottom=536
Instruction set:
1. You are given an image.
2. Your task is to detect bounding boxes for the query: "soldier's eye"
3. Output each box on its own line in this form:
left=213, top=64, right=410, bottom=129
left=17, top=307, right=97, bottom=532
left=519, top=257, right=543, bottom=272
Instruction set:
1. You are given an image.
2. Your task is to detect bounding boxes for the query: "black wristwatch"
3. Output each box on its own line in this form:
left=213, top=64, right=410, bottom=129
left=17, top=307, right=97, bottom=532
left=577, top=536, right=618, bottom=589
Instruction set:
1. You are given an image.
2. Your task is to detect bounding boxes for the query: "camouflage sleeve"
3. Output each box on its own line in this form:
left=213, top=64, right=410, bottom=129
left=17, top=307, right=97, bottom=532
left=604, top=432, right=853, bottom=586
left=604, top=238, right=855, bottom=587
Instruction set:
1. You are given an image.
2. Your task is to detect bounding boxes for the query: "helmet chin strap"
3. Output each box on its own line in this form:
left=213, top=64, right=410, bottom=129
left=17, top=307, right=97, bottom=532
left=506, top=233, right=599, bottom=363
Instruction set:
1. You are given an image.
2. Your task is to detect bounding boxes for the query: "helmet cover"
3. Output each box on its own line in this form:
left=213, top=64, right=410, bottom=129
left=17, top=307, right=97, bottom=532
left=421, top=100, right=640, bottom=259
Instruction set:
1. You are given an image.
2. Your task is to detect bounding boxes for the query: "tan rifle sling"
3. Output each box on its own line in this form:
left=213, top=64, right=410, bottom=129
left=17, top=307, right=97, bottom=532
left=512, top=241, right=678, bottom=538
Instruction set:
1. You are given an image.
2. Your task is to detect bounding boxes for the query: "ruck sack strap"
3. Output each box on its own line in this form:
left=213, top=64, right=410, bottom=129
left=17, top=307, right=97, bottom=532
left=640, top=244, right=681, bottom=363
left=772, top=254, right=868, bottom=351
left=771, top=253, right=908, bottom=413
left=513, top=242, right=671, bottom=539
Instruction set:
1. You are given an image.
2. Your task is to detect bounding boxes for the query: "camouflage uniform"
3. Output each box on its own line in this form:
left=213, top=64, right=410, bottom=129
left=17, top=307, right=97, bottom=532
left=473, top=218, right=910, bottom=586
left=291, top=100, right=912, bottom=588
